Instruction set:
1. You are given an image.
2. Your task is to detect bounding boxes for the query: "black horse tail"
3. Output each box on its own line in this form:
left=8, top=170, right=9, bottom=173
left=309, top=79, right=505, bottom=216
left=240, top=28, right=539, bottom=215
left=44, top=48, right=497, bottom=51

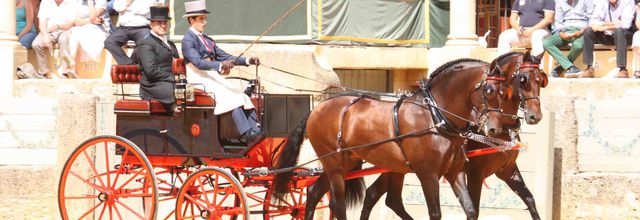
left=345, top=162, right=366, bottom=208
left=273, top=112, right=310, bottom=202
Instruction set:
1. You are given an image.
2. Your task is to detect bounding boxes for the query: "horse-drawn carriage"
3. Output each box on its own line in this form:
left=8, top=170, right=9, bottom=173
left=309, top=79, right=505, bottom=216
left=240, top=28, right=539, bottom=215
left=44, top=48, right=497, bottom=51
left=58, top=58, right=331, bottom=220
left=58, top=51, right=548, bottom=220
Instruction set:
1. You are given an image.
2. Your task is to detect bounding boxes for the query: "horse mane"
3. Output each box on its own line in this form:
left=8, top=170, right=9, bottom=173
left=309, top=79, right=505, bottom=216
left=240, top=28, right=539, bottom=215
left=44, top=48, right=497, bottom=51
left=489, top=52, right=523, bottom=75
left=428, top=58, right=486, bottom=82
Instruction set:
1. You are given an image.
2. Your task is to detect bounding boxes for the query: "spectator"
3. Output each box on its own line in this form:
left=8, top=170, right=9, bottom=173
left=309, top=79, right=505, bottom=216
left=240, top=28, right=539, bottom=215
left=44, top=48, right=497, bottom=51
left=181, top=0, right=264, bottom=147
left=573, top=0, right=635, bottom=78
left=16, top=0, right=38, bottom=49
left=544, top=0, right=594, bottom=77
left=497, top=0, right=555, bottom=61
left=69, top=0, right=109, bottom=69
left=31, top=0, right=78, bottom=79
left=630, top=2, right=640, bottom=78
left=135, top=5, right=179, bottom=113
left=104, top=0, right=156, bottom=65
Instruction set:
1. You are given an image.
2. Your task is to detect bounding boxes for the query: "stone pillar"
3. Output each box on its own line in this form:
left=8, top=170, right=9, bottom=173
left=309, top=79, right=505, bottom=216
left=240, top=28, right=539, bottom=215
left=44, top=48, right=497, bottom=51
left=0, top=0, right=26, bottom=97
left=445, top=0, right=479, bottom=46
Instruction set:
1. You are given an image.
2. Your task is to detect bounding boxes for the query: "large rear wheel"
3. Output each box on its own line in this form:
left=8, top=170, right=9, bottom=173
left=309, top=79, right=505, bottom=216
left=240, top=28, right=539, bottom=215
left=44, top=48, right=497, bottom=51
left=175, top=167, right=250, bottom=220
left=58, top=135, right=158, bottom=219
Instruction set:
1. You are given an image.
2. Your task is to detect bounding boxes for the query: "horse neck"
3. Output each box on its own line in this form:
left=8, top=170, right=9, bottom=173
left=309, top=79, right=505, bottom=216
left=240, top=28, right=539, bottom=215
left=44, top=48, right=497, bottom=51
left=429, top=66, right=484, bottom=128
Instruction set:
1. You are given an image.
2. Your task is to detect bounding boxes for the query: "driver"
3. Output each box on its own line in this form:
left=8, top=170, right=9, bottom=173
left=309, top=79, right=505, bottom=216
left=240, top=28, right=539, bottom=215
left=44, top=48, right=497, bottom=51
left=181, top=0, right=263, bottom=146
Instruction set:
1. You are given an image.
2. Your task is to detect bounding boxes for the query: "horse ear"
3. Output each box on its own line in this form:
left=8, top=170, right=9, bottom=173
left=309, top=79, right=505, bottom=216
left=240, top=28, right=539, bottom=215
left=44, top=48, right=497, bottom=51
left=524, top=50, right=532, bottom=60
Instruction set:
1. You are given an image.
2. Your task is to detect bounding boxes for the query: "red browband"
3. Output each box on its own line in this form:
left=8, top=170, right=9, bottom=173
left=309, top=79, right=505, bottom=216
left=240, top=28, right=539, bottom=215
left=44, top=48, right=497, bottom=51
left=519, top=64, right=539, bottom=69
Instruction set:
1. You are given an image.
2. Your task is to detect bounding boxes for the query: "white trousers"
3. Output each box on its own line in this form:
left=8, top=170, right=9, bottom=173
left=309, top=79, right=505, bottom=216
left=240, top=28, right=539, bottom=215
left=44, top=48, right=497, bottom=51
left=186, top=64, right=255, bottom=115
left=497, top=28, right=550, bottom=56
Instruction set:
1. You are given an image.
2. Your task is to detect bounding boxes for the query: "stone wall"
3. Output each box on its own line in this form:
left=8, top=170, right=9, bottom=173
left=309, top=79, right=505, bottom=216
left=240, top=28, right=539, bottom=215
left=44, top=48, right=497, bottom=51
left=3, top=76, right=640, bottom=219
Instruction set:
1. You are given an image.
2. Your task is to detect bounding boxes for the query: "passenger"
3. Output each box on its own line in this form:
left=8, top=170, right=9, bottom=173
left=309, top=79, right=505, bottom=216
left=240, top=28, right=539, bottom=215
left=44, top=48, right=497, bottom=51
left=497, top=0, right=555, bottom=61
left=16, top=0, right=38, bottom=49
left=577, top=0, right=635, bottom=78
left=543, top=0, right=594, bottom=77
left=135, top=5, right=179, bottom=113
left=104, top=0, right=156, bottom=65
left=69, top=0, right=109, bottom=74
left=180, top=0, right=264, bottom=147
left=31, top=0, right=78, bottom=79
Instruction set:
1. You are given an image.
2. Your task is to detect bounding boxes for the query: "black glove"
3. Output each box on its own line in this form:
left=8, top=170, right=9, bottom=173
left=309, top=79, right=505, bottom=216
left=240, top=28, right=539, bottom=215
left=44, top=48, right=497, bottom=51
left=249, top=57, right=260, bottom=66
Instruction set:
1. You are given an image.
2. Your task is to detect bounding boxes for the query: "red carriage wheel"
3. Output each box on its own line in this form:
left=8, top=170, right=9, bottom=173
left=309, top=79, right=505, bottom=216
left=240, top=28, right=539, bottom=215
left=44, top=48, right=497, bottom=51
left=263, top=168, right=331, bottom=220
left=175, top=167, right=249, bottom=220
left=58, top=135, right=158, bottom=220
left=145, top=166, right=193, bottom=220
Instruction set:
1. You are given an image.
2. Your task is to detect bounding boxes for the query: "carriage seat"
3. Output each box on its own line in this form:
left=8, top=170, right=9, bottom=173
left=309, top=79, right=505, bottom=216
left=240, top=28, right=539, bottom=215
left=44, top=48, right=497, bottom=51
left=111, top=59, right=215, bottom=115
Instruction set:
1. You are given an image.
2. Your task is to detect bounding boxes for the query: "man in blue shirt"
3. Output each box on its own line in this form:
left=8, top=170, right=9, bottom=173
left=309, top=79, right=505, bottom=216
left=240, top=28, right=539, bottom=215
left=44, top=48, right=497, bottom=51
left=543, top=0, right=594, bottom=77
left=571, top=0, right=635, bottom=78
left=498, top=0, right=555, bottom=60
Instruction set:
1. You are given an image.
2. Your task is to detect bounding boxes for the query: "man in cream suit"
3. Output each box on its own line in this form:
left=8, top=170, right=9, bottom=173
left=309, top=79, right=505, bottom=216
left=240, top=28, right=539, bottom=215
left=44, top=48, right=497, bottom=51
left=181, top=0, right=263, bottom=146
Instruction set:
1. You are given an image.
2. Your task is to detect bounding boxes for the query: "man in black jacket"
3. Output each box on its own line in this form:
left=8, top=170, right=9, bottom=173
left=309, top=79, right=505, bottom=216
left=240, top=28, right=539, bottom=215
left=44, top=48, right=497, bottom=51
left=135, top=5, right=179, bottom=113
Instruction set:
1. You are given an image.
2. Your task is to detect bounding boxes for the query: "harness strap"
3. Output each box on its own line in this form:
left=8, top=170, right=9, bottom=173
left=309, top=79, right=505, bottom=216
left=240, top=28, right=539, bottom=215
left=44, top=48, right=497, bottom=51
left=392, top=95, right=413, bottom=169
left=336, top=95, right=365, bottom=152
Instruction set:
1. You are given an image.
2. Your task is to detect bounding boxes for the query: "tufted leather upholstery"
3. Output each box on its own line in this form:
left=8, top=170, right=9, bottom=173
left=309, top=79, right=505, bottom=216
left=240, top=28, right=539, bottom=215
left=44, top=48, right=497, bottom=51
left=110, top=65, right=142, bottom=83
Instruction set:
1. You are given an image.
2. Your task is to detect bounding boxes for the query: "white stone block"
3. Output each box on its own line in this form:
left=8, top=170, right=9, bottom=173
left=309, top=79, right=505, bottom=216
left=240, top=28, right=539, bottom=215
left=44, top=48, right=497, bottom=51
left=576, top=99, right=640, bottom=172
left=0, top=148, right=57, bottom=165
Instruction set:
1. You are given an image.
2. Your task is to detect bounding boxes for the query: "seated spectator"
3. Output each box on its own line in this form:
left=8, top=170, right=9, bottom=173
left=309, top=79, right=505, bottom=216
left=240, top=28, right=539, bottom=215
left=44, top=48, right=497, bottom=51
left=104, top=0, right=156, bottom=65
left=631, top=2, right=640, bottom=78
left=544, top=0, right=594, bottom=77
left=69, top=0, right=109, bottom=71
left=575, top=0, right=635, bottom=78
left=497, top=0, right=555, bottom=61
left=32, top=0, right=78, bottom=79
left=16, top=0, right=37, bottom=49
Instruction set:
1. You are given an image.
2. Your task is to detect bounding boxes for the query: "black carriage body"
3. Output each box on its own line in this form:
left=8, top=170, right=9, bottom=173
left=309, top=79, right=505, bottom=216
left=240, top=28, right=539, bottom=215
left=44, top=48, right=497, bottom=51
left=115, top=94, right=311, bottom=158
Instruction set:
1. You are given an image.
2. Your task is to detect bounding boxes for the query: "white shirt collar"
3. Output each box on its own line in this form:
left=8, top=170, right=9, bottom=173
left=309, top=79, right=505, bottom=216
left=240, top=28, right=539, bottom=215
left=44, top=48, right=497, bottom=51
left=150, top=30, right=169, bottom=47
left=189, top=27, right=204, bottom=36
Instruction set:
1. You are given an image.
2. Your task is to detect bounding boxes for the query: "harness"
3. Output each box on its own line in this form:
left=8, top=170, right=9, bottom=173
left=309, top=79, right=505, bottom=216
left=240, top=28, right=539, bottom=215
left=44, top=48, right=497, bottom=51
left=391, top=95, right=413, bottom=169
left=336, top=95, right=365, bottom=152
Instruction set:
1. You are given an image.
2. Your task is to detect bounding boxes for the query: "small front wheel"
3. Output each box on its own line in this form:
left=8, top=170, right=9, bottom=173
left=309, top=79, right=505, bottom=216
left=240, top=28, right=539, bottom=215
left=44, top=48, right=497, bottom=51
left=175, top=167, right=250, bottom=220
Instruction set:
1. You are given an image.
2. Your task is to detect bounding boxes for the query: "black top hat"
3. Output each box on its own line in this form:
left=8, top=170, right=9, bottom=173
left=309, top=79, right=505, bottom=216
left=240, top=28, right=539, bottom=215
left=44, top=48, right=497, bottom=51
left=149, top=6, right=171, bottom=21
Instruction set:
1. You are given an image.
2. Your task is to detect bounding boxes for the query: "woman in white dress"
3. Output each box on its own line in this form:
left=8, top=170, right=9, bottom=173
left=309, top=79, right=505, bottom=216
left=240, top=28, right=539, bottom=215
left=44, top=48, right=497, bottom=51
left=69, top=0, right=109, bottom=63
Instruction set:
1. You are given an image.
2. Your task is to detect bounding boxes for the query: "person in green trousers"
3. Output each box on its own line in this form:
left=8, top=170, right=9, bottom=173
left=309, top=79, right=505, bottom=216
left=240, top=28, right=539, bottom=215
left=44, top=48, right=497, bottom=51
left=543, top=0, right=594, bottom=77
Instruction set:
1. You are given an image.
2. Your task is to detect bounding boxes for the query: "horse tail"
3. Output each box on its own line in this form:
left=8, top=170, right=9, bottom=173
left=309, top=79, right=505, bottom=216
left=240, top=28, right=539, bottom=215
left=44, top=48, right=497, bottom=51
left=345, top=162, right=366, bottom=208
left=273, top=112, right=310, bottom=201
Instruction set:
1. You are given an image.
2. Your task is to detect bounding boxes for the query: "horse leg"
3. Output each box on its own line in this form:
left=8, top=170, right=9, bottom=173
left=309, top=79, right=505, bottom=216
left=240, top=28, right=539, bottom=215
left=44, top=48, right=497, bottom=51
left=466, top=172, right=485, bottom=219
left=495, top=164, right=541, bottom=220
left=305, top=173, right=330, bottom=220
left=328, top=171, right=348, bottom=220
left=385, top=173, right=413, bottom=220
left=444, top=171, right=478, bottom=220
left=360, top=173, right=389, bottom=220
left=415, top=172, right=442, bottom=220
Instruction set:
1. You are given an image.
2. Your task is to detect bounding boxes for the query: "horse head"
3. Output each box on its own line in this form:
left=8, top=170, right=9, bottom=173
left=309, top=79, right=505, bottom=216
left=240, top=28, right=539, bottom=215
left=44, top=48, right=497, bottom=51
left=472, top=63, right=509, bottom=137
left=512, top=51, right=546, bottom=124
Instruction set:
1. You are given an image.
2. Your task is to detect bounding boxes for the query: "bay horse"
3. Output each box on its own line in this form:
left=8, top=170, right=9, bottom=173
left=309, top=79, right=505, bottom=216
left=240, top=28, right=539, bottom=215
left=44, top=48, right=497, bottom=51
left=273, top=58, right=512, bottom=220
left=357, top=51, right=548, bottom=220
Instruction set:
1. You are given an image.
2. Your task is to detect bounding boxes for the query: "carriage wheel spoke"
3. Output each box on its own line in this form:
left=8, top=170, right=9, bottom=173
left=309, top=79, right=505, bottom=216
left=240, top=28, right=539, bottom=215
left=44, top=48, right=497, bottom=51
left=112, top=149, right=129, bottom=188
left=115, top=168, right=146, bottom=191
left=198, top=177, right=211, bottom=205
left=104, top=142, right=111, bottom=188
left=69, top=170, right=104, bottom=192
left=115, top=199, right=145, bottom=220
left=112, top=203, right=123, bottom=220
left=77, top=201, right=104, bottom=220
left=82, top=148, right=107, bottom=189
left=98, top=202, right=108, bottom=220
left=184, top=193, right=209, bottom=210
